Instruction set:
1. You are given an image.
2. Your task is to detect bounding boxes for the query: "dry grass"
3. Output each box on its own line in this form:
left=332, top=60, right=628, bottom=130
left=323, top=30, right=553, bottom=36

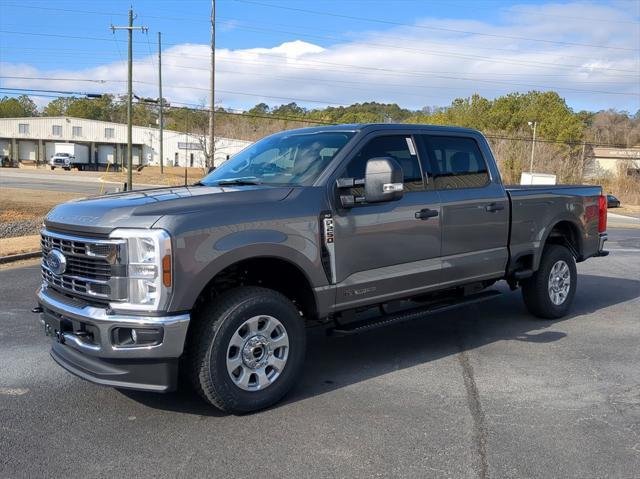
left=0, top=188, right=83, bottom=223
left=101, top=166, right=208, bottom=186
left=0, top=235, right=41, bottom=256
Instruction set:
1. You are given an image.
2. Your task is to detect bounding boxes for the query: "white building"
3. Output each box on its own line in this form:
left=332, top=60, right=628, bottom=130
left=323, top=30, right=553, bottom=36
left=0, top=116, right=252, bottom=169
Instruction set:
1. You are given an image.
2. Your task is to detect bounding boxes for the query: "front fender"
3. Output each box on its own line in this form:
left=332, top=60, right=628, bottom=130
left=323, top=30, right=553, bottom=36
left=169, top=234, right=328, bottom=312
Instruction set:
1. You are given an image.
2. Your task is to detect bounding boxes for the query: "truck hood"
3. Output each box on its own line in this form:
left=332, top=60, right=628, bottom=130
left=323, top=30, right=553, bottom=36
left=45, top=185, right=294, bottom=235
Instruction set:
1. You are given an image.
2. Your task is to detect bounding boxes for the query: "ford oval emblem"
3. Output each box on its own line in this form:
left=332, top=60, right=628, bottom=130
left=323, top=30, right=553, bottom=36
left=46, top=250, right=67, bottom=276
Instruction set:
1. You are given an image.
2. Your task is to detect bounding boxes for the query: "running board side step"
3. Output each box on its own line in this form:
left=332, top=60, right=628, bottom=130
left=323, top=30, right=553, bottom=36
left=328, top=290, right=502, bottom=336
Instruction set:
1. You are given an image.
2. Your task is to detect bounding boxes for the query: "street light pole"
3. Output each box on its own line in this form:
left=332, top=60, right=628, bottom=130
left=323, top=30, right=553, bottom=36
left=528, top=121, right=537, bottom=173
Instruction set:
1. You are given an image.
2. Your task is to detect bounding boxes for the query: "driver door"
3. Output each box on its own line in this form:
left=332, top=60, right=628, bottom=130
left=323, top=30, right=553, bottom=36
left=331, top=133, right=442, bottom=310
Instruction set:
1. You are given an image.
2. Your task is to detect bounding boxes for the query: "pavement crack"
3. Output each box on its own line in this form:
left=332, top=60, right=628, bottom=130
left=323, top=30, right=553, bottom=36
left=456, top=327, right=489, bottom=479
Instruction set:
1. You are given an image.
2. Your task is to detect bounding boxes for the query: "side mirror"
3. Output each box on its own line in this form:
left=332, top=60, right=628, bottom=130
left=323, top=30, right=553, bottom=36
left=364, top=157, right=404, bottom=203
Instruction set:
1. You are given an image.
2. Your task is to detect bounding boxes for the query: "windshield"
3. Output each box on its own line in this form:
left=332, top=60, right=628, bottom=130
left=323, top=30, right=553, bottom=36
left=200, top=131, right=355, bottom=187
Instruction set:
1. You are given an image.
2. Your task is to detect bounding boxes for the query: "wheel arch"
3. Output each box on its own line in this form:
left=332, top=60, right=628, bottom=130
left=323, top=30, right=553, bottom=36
left=187, top=252, right=321, bottom=324
left=535, top=218, right=584, bottom=270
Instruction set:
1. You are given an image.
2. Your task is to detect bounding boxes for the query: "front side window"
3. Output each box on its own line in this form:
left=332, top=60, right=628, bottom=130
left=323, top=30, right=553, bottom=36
left=18, top=123, right=29, bottom=134
left=72, top=126, right=82, bottom=137
left=52, top=125, right=62, bottom=136
left=105, top=128, right=114, bottom=139
left=417, top=135, right=489, bottom=189
left=344, top=135, right=423, bottom=192
left=200, top=131, right=355, bottom=187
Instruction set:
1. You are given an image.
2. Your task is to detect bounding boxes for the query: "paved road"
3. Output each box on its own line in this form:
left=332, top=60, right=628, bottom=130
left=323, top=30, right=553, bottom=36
left=1, top=228, right=639, bottom=478
left=0, top=174, right=119, bottom=194
left=0, top=169, right=162, bottom=194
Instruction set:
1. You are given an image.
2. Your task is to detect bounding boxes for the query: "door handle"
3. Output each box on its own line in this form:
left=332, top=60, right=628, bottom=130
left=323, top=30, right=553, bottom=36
left=485, top=202, right=505, bottom=212
left=415, top=208, right=439, bottom=220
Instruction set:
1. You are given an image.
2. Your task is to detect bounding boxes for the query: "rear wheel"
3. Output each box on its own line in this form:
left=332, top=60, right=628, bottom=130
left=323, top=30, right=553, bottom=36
left=188, top=286, right=306, bottom=413
left=50, top=166, right=55, bottom=170
left=522, top=244, right=577, bottom=319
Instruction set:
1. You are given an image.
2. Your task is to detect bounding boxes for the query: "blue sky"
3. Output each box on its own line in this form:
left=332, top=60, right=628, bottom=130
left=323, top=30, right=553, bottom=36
left=1, top=0, right=638, bottom=112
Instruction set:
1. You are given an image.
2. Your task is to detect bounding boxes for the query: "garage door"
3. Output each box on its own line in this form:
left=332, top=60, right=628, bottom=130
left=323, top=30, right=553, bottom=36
left=0, top=139, right=9, bottom=156
left=133, top=146, right=141, bottom=166
left=122, top=146, right=142, bottom=166
left=45, top=142, right=56, bottom=161
left=18, top=141, right=37, bottom=161
left=98, top=145, right=115, bottom=164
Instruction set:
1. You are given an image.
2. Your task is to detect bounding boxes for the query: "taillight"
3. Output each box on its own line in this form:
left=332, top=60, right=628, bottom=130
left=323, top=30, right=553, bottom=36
left=598, top=195, right=607, bottom=233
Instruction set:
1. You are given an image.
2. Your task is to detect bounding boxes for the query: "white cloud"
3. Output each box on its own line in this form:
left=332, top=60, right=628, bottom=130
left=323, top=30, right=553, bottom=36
left=1, top=1, right=638, bottom=112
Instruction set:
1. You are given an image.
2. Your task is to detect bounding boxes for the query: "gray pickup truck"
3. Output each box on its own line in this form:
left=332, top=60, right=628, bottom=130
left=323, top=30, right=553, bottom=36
left=36, top=124, right=609, bottom=412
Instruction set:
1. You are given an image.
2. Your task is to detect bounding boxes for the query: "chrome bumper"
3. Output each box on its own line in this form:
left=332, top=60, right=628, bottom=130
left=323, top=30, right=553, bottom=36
left=37, top=286, right=190, bottom=359
left=594, top=233, right=609, bottom=257
left=599, top=233, right=608, bottom=251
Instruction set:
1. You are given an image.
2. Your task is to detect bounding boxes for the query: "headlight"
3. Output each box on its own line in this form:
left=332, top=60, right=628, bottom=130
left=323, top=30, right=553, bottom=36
left=109, top=228, right=172, bottom=311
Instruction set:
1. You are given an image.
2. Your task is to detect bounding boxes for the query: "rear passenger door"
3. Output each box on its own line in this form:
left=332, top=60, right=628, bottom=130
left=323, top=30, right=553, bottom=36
left=416, top=134, right=509, bottom=286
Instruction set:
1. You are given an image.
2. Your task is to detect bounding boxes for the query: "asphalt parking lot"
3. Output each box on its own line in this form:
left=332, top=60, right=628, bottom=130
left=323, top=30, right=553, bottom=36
left=1, top=227, right=639, bottom=479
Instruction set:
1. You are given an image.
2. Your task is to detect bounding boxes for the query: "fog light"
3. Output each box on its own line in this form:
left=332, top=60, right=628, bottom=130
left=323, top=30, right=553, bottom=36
left=112, top=327, right=163, bottom=347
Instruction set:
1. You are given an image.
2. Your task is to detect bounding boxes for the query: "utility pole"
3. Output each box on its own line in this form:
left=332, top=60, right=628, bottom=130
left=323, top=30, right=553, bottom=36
left=158, top=31, right=164, bottom=174
left=208, top=0, right=216, bottom=169
left=111, top=9, right=147, bottom=191
left=528, top=121, right=537, bottom=173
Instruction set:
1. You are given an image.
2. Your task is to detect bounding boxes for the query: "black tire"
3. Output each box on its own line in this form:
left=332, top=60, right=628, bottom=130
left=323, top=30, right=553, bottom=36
left=187, top=286, right=306, bottom=413
left=50, top=166, right=55, bottom=170
left=522, top=244, right=577, bottom=319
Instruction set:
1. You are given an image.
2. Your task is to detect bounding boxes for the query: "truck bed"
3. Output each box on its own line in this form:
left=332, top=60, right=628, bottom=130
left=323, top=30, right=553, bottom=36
left=505, top=184, right=603, bottom=271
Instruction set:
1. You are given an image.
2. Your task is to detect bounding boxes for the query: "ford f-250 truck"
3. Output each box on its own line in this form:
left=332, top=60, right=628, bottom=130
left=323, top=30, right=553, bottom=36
left=36, top=124, right=609, bottom=413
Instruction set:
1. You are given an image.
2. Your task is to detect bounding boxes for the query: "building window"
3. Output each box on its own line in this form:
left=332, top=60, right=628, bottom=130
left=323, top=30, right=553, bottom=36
left=105, top=128, right=114, bottom=139
left=72, top=126, right=82, bottom=137
left=18, top=123, right=29, bottom=134
left=52, top=125, right=62, bottom=136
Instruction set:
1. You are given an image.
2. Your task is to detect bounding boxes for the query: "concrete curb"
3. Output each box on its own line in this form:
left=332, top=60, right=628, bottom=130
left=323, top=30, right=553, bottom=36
left=0, top=251, right=40, bottom=265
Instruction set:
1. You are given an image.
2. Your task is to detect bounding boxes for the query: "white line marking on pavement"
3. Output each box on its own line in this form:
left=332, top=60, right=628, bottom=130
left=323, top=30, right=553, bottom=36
left=0, top=387, right=29, bottom=396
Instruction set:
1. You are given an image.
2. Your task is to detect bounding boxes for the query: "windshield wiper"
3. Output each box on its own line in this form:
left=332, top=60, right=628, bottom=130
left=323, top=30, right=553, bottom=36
left=215, top=179, right=263, bottom=186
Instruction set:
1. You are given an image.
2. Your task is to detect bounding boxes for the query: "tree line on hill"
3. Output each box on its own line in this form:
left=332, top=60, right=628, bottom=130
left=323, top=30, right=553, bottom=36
left=1, top=91, right=639, bottom=186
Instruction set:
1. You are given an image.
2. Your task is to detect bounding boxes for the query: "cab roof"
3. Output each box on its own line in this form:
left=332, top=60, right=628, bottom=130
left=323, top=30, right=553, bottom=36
left=279, top=123, right=482, bottom=136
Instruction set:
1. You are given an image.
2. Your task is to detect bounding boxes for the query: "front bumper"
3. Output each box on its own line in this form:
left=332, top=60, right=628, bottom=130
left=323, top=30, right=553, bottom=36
left=37, top=286, right=190, bottom=392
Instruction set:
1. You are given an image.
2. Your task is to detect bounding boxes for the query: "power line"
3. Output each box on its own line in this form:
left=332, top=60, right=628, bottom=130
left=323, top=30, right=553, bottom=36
left=4, top=2, right=638, bottom=27
left=4, top=68, right=637, bottom=107
left=1, top=27, right=637, bottom=75
left=0, top=89, right=630, bottom=148
left=235, top=0, right=640, bottom=52
left=7, top=45, right=637, bottom=82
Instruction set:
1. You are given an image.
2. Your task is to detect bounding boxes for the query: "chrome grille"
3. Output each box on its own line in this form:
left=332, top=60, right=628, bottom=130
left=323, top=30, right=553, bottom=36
left=41, top=230, right=125, bottom=301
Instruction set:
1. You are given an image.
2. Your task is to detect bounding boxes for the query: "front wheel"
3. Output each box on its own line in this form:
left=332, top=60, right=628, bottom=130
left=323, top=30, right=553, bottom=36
left=188, top=287, right=306, bottom=413
left=522, top=244, right=577, bottom=319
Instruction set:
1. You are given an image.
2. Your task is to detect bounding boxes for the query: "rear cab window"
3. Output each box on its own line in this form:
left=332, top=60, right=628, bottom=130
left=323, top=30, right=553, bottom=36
left=416, top=135, right=490, bottom=189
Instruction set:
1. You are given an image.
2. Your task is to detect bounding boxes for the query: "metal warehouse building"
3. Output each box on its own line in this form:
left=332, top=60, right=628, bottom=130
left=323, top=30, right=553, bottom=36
left=0, top=116, right=252, bottom=169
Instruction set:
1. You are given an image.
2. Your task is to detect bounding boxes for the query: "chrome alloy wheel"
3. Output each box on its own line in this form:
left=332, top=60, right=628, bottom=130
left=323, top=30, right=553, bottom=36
left=226, top=315, right=289, bottom=391
left=548, top=260, right=571, bottom=306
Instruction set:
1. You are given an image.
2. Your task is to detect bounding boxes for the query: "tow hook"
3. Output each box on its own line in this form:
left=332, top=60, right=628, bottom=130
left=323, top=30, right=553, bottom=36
left=31, top=306, right=43, bottom=314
